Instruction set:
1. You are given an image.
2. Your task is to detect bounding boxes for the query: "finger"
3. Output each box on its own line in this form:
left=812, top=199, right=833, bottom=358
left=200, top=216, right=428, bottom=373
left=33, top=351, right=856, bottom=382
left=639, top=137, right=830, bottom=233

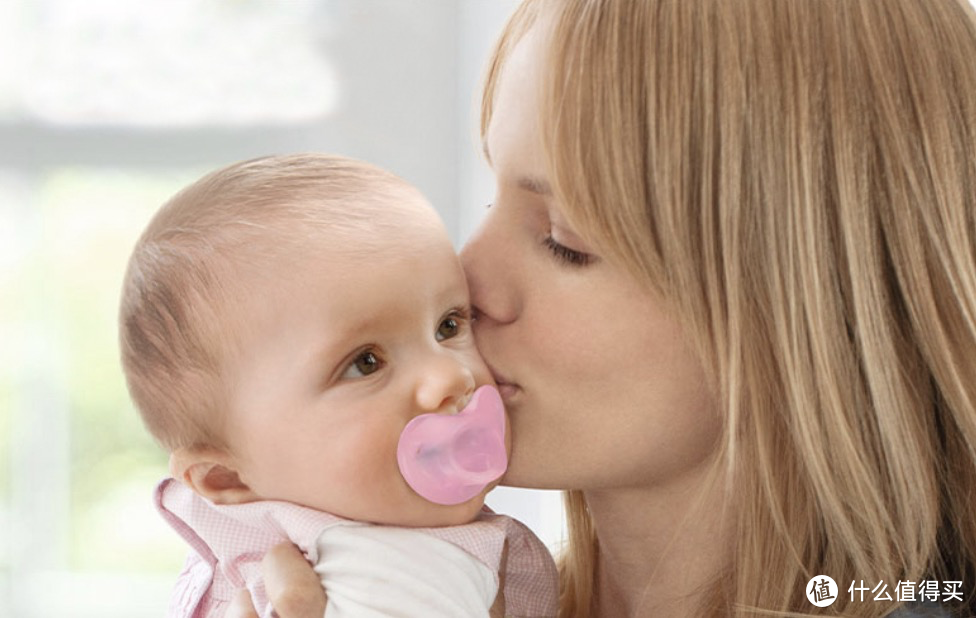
left=227, top=587, right=260, bottom=618
left=489, top=540, right=508, bottom=618
left=262, top=542, right=327, bottom=618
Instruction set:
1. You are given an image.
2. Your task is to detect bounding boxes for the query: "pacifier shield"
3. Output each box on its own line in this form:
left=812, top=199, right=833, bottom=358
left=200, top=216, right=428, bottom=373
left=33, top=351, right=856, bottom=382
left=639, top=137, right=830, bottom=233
left=396, top=385, right=508, bottom=505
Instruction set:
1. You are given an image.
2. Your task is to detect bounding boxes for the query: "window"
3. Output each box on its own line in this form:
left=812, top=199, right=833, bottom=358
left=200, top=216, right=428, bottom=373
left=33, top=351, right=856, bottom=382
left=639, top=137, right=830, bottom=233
left=0, top=1, right=343, bottom=613
left=0, top=0, right=336, bottom=126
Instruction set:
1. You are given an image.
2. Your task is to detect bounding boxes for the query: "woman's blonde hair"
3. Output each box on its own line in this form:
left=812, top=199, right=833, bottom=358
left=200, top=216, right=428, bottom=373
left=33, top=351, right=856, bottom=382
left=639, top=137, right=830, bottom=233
left=482, top=1, right=976, bottom=616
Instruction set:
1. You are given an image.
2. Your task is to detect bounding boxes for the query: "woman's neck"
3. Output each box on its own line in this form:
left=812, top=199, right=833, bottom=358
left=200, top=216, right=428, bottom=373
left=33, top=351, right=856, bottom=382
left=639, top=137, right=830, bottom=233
left=584, top=462, right=732, bottom=617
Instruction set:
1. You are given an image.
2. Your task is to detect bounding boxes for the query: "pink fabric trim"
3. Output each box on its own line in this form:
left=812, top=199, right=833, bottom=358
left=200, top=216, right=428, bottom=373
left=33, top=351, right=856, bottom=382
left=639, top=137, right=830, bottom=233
left=155, top=478, right=558, bottom=617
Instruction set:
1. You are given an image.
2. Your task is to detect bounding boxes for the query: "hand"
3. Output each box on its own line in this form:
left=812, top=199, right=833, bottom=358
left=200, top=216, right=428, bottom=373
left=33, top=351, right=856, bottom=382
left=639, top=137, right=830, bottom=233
left=227, top=588, right=259, bottom=618
left=225, top=542, right=327, bottom=618
left=264, top=543, right=327, bottom=618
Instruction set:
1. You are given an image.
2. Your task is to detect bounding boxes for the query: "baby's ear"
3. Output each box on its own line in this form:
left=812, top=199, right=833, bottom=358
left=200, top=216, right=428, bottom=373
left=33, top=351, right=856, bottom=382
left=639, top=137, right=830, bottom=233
left=169, top=448, right=261, bottom=505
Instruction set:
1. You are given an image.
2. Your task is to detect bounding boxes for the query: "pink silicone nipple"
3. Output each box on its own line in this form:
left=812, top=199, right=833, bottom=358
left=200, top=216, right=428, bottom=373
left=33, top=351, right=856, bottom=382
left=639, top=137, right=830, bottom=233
left=397, top=385, right=508, bottom=505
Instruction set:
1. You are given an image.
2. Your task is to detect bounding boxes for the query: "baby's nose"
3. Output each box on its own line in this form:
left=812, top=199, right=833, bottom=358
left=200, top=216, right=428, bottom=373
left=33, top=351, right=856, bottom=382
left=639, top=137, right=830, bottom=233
left=413, top=353, right=475, bottom=413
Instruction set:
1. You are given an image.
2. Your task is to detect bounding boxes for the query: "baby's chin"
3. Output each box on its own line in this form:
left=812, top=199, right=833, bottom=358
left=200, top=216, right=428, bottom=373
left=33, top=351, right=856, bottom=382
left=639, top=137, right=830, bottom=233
left=418, top=490, right=493, bottom=527
left=389, top=481, right=500, bottom=528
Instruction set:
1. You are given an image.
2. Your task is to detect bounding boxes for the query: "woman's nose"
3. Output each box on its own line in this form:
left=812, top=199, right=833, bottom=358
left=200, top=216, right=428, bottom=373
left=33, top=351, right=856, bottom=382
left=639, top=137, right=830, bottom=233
left=414, top=352, right=476, bottom=413
left=459, top=206, right=520, bottom=325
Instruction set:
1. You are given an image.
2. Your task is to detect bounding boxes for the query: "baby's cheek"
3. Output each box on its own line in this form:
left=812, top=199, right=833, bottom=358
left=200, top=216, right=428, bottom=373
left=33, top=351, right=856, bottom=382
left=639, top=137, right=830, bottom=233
left=463, top=347, right=494, bottom=387
left=331, top=421, right=397, bottom=485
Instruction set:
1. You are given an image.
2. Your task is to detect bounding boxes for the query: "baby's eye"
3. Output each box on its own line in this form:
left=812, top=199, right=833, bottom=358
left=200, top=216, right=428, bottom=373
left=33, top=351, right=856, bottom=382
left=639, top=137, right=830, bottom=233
left=435, top=310, right=468, bottom=342
left=341, top=348, right=385, bottom=379
left=436, top=317, right=459, bottom=341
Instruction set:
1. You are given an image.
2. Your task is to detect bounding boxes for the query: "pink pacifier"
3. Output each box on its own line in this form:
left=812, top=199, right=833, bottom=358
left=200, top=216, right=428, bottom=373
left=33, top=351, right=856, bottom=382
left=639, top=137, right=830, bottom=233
left=397, top=385, right=508, bottom=505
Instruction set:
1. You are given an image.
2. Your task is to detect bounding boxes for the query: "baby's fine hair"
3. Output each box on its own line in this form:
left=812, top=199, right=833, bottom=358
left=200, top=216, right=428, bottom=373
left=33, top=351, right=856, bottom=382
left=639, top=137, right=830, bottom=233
left=119, top=153, right=419, bottom=452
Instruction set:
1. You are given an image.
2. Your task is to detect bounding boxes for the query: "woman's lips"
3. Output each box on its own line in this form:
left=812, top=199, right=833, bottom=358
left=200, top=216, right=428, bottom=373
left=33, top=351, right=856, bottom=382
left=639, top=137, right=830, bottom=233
left=497, top=382, right=520, bottom=400
left=487, top=364, right=520, bottom=401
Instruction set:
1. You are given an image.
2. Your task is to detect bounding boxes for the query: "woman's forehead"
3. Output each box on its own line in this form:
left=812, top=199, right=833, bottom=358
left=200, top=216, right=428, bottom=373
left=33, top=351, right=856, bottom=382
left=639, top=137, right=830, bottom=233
left=483, top=25, right=549, bottom=180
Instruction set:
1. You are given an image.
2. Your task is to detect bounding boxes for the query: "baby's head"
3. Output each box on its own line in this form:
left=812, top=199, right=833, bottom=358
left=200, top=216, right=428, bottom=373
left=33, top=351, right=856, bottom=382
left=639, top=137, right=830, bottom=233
left=120, top=154, right=507, bottom=526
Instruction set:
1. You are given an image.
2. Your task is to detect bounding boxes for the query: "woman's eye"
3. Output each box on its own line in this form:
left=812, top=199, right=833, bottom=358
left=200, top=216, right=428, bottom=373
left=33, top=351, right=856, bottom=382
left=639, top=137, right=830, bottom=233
left=341, top=349, right=385, bottom=379
left=543, top=235, right=593, bottom=267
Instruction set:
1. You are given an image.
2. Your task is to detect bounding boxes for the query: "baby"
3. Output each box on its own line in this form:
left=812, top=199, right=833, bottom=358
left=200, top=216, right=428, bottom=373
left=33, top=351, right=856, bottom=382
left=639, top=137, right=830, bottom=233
left=119, top=154, right=558, bottom=617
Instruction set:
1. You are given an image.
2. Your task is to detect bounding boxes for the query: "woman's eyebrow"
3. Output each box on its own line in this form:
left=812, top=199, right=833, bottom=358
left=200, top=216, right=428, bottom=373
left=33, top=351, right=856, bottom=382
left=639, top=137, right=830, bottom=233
left=482, top=139, right=553, bottom=196
left=517, top=176, right=552, bottom=196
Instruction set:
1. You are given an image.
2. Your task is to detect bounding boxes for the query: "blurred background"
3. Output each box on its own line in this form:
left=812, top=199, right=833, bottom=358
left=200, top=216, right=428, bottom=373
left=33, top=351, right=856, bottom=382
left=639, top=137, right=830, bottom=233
left=0, top=1, right=568, bottom=616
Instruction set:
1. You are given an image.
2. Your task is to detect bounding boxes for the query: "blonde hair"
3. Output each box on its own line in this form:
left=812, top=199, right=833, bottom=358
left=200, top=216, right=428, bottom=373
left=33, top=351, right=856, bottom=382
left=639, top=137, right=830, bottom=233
left=482, top=1, right=976, bottom=616
left=119, top=153, right=418, bottom=452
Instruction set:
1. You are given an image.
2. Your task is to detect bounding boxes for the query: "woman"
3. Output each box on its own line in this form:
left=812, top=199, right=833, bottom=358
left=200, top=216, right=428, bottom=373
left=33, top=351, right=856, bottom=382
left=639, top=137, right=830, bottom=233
left=233, top=0, right=976, bottom=616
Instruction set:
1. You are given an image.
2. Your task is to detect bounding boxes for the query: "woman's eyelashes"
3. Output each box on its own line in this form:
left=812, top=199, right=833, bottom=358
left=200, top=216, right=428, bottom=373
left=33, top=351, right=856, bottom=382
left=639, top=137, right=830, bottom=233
left=543, top=235, right=593, bottom=267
